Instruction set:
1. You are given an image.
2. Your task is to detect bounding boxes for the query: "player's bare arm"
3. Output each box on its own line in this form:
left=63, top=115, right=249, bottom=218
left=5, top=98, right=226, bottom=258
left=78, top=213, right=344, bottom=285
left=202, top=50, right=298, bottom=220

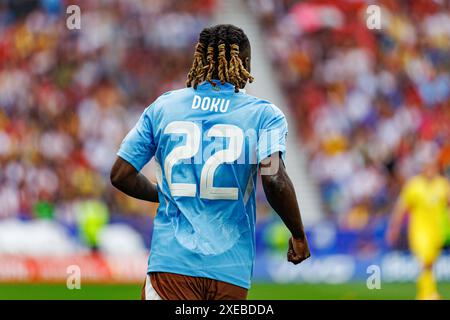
left=261, top=152, right=310, bottom=265
left=386, top=198, right=407, bottom=246
left=110, top=156, right=159, bottom=203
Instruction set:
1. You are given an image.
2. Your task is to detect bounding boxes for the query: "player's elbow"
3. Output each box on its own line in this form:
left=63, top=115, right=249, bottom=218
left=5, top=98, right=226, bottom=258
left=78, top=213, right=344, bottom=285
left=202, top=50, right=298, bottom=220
left=110, top=168, right=122, bottom=188
left=110, top=157, right=138, bottom=190
left=262, top=171, right=288, bottom=196
left=110, top=161, right=127, bottom=189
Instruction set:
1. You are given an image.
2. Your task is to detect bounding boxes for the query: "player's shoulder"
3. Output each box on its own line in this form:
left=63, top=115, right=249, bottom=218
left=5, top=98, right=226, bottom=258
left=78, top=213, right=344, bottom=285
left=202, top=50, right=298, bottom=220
left=153, top=87, right=193, bottom=105
left=403, top=175, right=424, bottom=192
left=144, top=87, right=194, bottom=115
left=241, top=92, right=286, bottom=119
left=407, top=175, right=424, bottom=186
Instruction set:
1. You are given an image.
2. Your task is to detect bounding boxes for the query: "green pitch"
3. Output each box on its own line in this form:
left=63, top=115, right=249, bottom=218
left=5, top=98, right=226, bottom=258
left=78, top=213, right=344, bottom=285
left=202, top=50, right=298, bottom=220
left=1, top=282, right=450, bottom=300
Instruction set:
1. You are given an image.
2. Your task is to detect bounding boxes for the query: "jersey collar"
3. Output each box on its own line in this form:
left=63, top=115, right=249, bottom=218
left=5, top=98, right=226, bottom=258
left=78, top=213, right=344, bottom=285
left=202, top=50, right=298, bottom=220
left=197, top=80, right=245, bottom=93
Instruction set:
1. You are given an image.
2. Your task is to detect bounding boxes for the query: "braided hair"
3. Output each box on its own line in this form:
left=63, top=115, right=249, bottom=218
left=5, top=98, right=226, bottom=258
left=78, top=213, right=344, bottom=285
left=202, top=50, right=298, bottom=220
left=186, top=24, right=254, bottom=93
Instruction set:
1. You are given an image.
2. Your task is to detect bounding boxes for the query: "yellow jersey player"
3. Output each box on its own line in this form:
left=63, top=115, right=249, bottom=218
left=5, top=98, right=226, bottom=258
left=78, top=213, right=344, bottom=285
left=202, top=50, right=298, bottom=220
left=387, top=158, right=450, bottom=300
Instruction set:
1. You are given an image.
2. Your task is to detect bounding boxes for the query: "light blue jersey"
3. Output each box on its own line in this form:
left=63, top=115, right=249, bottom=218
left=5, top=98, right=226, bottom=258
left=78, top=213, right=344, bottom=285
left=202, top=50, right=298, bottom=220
left=117, top=80, right=287, bottom=289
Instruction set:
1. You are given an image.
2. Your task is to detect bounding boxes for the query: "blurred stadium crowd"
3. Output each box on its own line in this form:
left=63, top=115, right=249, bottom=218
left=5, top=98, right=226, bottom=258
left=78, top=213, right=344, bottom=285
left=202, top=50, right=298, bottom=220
left=0, top=1, right=214, bottom=215
left=0, top=0, right=215, bottom=253
left=0, top=0, right=449, bottom=257
left=250, top=0, right=450, bottom=229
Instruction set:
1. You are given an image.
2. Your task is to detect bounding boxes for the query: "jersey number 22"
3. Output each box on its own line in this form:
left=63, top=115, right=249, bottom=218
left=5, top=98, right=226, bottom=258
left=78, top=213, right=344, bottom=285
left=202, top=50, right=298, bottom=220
left=163, top=121, right=244, bottom=200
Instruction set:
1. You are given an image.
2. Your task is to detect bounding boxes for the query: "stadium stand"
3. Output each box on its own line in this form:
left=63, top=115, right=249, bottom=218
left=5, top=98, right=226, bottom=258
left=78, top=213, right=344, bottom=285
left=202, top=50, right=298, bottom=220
left=0, top=0, right=449, bottom=284
left=0, top=0, right=214, bottom=255
left=249, top=0, right=450, bottom=230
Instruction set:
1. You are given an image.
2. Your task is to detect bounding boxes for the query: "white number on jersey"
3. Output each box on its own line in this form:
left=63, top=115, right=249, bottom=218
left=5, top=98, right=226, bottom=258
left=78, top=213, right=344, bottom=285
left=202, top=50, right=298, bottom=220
left=163, top=121, right=244, bottom=200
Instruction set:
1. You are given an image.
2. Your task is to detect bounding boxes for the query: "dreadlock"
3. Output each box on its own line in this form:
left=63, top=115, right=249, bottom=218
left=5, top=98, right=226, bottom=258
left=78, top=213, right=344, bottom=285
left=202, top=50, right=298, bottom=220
left=186, top=24, right=254, bottom=93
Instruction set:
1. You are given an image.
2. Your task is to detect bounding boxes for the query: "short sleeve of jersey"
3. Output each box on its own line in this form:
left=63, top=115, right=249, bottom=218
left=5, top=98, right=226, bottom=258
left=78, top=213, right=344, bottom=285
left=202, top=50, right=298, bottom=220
left=117, top=106, right=156, bottom=172
left=257, top=103, right=288, bottom=164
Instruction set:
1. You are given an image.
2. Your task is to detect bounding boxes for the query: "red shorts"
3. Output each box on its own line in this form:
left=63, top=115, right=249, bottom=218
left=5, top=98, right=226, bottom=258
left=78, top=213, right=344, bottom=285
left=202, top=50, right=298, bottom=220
left=141, top=272, right=248, bottom=300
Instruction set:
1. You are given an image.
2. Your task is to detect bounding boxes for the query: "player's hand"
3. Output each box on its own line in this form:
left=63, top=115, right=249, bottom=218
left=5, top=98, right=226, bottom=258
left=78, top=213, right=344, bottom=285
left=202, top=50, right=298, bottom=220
left=287, top=236, right=310, bottom=265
